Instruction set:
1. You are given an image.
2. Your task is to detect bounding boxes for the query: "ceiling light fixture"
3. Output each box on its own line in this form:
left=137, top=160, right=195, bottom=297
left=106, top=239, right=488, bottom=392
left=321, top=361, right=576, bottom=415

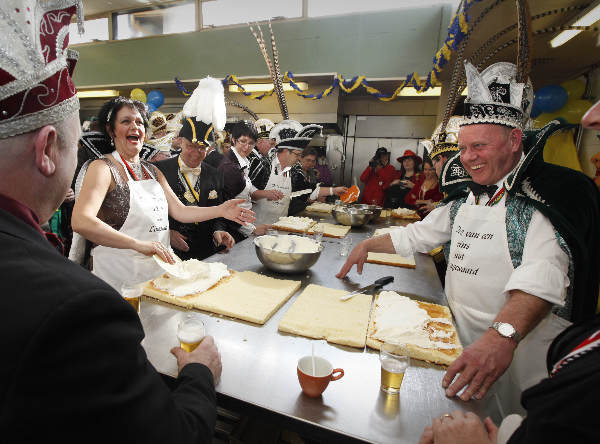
left=77, top=89, right=120, bottom=98
left=228, top=82, right=308, bottom=93
left=550, top=1, right=600, bottom=48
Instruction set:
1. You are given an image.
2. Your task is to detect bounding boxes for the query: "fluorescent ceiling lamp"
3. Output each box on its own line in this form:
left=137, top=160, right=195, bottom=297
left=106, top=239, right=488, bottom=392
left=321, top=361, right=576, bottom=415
left=400, top=86, right=442, bottom=96
left=77, top=89, right=120, bottom=98
left=550, top=2, right=600, bottom=48
left=228, top=82, right=308, bottom=93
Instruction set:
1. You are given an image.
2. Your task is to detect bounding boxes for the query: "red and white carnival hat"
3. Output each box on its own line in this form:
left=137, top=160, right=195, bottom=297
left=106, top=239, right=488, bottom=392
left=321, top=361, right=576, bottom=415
left=0, top=0, right=84, bottom=139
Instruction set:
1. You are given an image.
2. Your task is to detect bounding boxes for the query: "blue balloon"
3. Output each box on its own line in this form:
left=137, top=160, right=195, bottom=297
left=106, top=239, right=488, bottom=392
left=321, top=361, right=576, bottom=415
left=146, top=90, right=164, bottom=108
left=534, top=85, right=568, bottom=113
left=147, top=103, right=157, bottom=114
left=530, top=103, right=542, bottom=118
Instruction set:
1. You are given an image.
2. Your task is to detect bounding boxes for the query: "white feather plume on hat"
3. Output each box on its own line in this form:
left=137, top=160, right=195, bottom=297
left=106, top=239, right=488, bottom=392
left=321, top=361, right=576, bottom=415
left=182, top=76, right=226, bottom=131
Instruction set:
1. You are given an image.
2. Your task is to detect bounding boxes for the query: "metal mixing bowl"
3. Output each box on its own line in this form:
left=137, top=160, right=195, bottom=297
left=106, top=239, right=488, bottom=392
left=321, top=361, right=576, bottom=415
left=332, top=206, right=373, bottom=227
left=353, top=204, right=382, bottom=222
left=254, top=236, right=323, bottom=274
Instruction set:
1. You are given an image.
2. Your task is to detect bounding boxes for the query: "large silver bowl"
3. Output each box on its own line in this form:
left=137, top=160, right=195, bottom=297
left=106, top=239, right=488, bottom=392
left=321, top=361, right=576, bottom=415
left=332, top=207, right=373, bottom=227
left=353, top=204, right=382, bottom=222
left=254, top=237, right=323, bottom=274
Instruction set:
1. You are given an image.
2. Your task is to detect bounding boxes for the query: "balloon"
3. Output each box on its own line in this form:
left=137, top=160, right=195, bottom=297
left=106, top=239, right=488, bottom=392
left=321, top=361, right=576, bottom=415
left=130, top=88, right=146, bottom=103
left=530, top=103, right=542, bottom=118
left=147, top=103, right=157, bottom=114
left=534, top=85, right=568, bottom=113
left=561, top=79, right=586, bottom=100
left=147, top=90, right=165, bottom=108
left=561, top=99, right=594, bottom=124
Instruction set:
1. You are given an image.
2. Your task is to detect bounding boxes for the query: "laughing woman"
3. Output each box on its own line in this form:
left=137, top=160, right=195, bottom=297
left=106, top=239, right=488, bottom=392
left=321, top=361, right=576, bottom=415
left=72, top=97, right=254, bottom=292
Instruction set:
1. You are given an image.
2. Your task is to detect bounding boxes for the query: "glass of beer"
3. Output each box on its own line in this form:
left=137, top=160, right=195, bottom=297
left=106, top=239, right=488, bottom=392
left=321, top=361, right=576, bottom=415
left=379, top=342, right=410, bottom=394
left=120, top=284, right=142, bottom=314
left=177, top=314, right=206, bottom=352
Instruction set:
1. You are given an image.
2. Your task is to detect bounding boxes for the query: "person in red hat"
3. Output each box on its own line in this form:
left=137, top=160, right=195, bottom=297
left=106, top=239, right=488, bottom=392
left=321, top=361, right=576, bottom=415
left=359, top=147, right=397, bottom=206
left=383, top=149, right=423, bottom=208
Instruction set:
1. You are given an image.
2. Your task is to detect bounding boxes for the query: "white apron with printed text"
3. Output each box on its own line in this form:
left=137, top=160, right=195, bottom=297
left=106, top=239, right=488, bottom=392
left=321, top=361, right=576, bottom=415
left=253, top=170, right=292, bottom=225
left=92, top=157, right=170, bottom=292
left=445, top=199, right=570, bottom=416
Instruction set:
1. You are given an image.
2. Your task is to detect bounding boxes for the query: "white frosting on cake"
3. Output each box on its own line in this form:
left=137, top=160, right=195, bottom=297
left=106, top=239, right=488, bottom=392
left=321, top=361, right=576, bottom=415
left=274, top=216, right=315, bottom=231
left=153, top=260, right=230, bottom=297
left=373, top=227, right=401, bottom=238
left=392, top=208, right=417, bottom=217
left=257, top=235, right=319, bottom=254
left=372, top=291, right=459, bottom=350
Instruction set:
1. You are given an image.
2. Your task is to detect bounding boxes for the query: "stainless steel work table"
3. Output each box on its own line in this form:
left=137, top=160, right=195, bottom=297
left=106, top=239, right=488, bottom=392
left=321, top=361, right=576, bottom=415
left=140, top=214, right=500, bottom=443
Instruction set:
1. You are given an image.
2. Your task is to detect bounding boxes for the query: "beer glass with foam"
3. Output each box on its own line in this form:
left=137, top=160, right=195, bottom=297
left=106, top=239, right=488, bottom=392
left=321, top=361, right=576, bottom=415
left=177, top=314, right=206, bottom=352
left=379, top=342, right=410, bottom=394
left=120, top=284, right=142, bottom=314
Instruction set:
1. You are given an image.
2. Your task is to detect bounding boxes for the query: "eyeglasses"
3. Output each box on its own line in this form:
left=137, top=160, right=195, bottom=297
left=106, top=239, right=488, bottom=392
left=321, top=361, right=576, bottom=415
left=236, top=139, right=256, bottom=147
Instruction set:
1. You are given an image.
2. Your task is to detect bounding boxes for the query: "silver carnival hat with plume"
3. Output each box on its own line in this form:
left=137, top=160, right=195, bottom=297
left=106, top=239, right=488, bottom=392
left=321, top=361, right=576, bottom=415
left=270, top=120, right=322, bottom=151
left=460, top=61, right=533, bottom=130
left=255, top=118, right=275, bottom=139
left=421, top=116, right=462, bottom=160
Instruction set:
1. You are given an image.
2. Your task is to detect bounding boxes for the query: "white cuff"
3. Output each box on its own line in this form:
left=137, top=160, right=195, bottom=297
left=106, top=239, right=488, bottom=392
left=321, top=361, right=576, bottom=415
left=309, top=184, right=320, bottom=201
left=389, top=227, right=415, bottom=257
left=504, top=260, right=569, bottom=306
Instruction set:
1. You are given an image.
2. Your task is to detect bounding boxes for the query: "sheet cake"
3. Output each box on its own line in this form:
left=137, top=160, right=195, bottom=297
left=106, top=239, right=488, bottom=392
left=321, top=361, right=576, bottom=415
left=272, top=216, right=316, bottom=233
left=278, top=284, right=372, bottom=348
left=144, top=271, right=301, bottom=325
left=366, top=252, right=416, bottom=269
left=366, top=291, right=462, bottom=366
left=307, top=222, right=351, bottom=238
left=305, top=202, right=335, bottom=213
left=392, top=208, right=421, bottom=220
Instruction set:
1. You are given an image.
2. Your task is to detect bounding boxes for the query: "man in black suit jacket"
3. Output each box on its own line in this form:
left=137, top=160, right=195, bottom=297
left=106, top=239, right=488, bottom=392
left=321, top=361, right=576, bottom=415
left=155, top=118, right=235, bottom=260
left=0, top=5, right=221, bottom=441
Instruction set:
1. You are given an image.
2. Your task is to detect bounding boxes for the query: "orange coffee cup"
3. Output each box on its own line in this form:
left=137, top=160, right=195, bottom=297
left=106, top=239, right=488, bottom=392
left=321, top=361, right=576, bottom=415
left=297, top=356, right=344, bottom=398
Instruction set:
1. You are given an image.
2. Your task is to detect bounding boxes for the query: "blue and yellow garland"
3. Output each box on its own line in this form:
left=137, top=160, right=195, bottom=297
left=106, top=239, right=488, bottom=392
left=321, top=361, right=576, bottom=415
left=175, top=0, right=482, bottom=102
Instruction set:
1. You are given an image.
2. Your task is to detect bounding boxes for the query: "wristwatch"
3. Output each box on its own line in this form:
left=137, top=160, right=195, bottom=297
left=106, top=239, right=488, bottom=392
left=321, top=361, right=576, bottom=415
left=490, top=322, right=521, bottom=343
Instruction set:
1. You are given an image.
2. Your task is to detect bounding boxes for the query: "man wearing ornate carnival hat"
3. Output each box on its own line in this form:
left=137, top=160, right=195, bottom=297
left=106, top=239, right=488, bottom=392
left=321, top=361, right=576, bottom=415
left=155, top=83, right=235, bottom=260
left=0, top=1, right=222, bottom=441
left=422, top=116, right=462, bottom=178
left=339, top=60, right=600, bottom=415
left=252, top=120, right=347, bottom=225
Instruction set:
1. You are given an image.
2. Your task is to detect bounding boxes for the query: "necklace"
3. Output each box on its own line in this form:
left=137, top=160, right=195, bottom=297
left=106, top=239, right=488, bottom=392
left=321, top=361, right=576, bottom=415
left=118, top=152, right=147, bottom=181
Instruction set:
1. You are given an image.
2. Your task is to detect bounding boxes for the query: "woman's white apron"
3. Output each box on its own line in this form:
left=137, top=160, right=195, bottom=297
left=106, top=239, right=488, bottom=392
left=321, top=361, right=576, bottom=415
left=92, top=154, right=170, bottom=292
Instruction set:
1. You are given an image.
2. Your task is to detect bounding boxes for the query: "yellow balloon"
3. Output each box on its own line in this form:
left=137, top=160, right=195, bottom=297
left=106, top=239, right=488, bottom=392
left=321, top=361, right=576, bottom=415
left=561, top=79, right=586, bottom=100
left=561, top=99, right=594, bottom=124
left=130, top=88, right=147, bottom=103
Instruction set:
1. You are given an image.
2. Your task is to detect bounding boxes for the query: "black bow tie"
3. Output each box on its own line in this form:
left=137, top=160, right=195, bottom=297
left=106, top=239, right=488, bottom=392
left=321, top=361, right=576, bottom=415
left=470, top=183, right=498, bottom=197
